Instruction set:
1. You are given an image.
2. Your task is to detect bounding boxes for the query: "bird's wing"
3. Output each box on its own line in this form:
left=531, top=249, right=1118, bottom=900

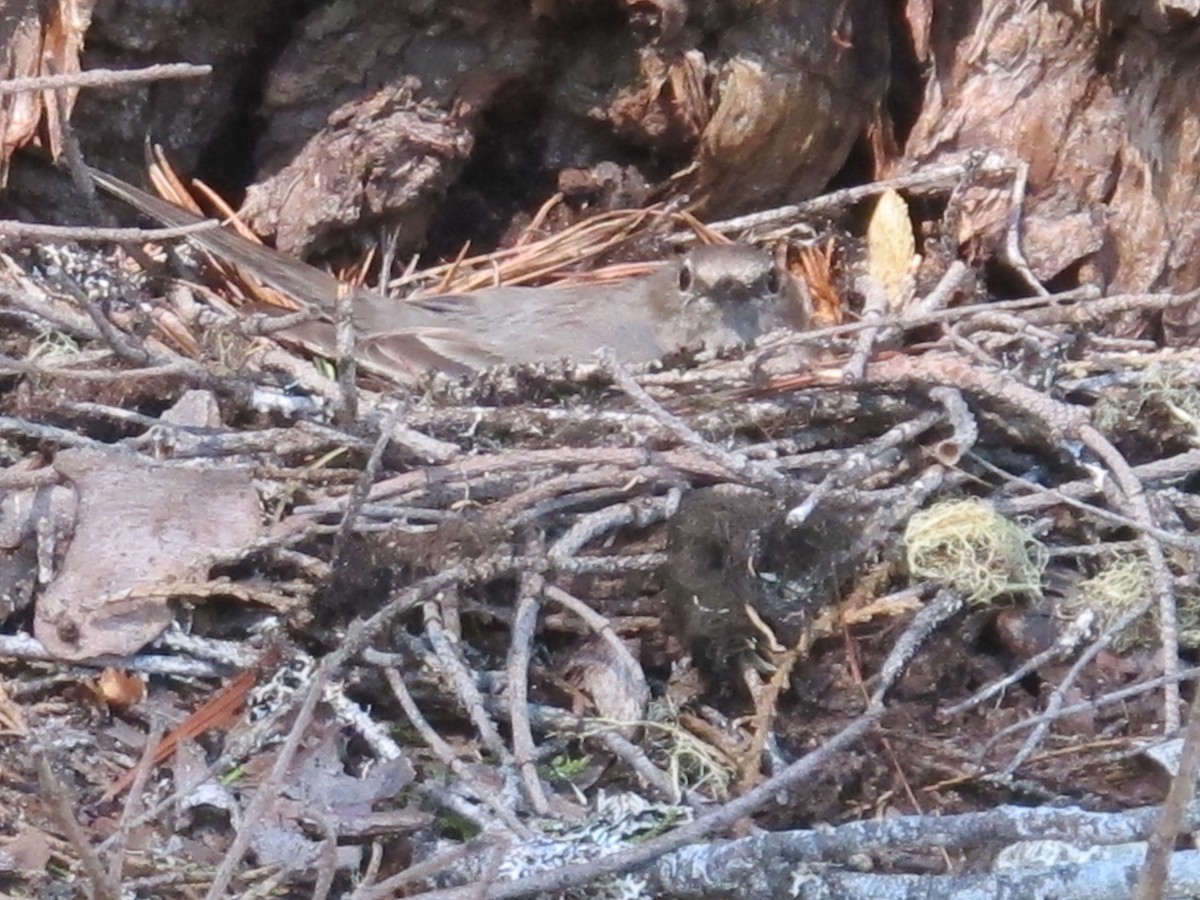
left=88, top=166, right=345, bottom=310
left=357, top=327, right=505, bottom=379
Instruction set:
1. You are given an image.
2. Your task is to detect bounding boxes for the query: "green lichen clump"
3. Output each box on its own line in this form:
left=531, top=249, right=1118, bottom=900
left=904, top=499, right=1046, bottom=604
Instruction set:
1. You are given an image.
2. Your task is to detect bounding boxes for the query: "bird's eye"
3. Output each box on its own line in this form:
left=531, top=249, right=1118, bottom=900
left=764, top=268, right=781, bottom=294
left=677, top=262, right=693, bottom=292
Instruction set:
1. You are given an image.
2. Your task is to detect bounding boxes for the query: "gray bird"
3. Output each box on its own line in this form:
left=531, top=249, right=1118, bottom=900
left=89, top=168, right=810, bottom=382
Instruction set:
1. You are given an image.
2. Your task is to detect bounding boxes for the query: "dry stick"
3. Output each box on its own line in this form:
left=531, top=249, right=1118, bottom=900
left=204, top=665, right=332, bottom=899
left=842, top=274, right=889, bottom=381
left=507, top=573, right=551, bottom=816
left=51, top=73, right=96, bottom=204
left=596, top=730, right=681, bottom=805
left=1023, top=286, right=1200, bottom=326
left=1002, top=159, right=1051, bottom=298
left=0, top=219, right=220, bottom=241
left=350, top=841, right=386, bottom=900
left=0, top=633, right=228, bottom=676
left=423, top=599, right=512, bottom=762
left=0, top=285, right=103, bottom=339
left=802, top=285, right=1196, bottom=344
left=865, top=353, right=1088, bottom=440
left=402, top=712, right=880, bottom=900
left=785, top=408, right=947, bottom=528
left=512, top=700, right=680, bottom=804
left=241, top=305, right=320, bottom=336
left=367, top=447, right=732, bottom=505
left=0, top=63, right=211, bottom=93
left=943, top=325, right=1001, bottom=367
left=354, top=841, right=479, bottom=900
left=107, top=718, right=166, bottom=886
left=378, top=665, right=529, bottom=835
left=1000, top=596, right=1160, bottom=777
left=321, top=680, right=403, bottom=762
left=83, top=299, right=153, bottom=366
left=928, top=386, right=979, bottom=464
left=542, top=585, right=647, bottom=703
left=334, top=282, right=357, bottom=423
left=0, top=356, right=194, bottom=383
left=1049, top=539, right=1145, bottom=558
left=940, top=609, right=1096, bottom=717
left=984, top=665, right=1200, bottom=749
left=937, top=153, right=984, bottom=263
left=702, top=801, right=1200, bottom=868
left=600, top=350, right=786, bottom=489
left=549, top=491, right=679, bottom=559
left=0, top=413, right=115, bottom=449
left=954, top=309, right=1064, bottom=346
left=7, top=270, right=231, bottom=396
left=909, top=260, right=972, bottom=317
left=994, top=450, right=1200, bottom=548
left=1137, top=692, right=1200, bottom=900
left=483, top=467, right=634, bottom=526
left=309, top=813, right=340, bottom=900
left=202, top=563, right=473, bottom=899
left=511, top=476, right=677, bottom=529
left=328, top=402, right=400, bottom=567
left=1077, top=422, right=1181, bottom=732
left=699, top=156, right=1020, bottom=236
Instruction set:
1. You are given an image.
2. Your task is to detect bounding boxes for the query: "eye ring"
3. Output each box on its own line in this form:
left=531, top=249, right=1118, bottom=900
left=677, top=262, right=693, bottom=293
left=764, top=268, right=782, bottom=294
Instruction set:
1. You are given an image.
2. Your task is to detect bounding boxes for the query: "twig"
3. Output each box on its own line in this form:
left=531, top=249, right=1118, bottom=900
left=601, top=350, right=785, bottom=488
left=402, top=710, right=880, bottom=900
left=1078, top=423, right=1180, bottom=730
left=329, top=402, right=401, bottom=567
left=0, top=63, right=211, bottom=94
left=1000, top=159, right=1049, bottom=297
left=424, top=596, right=512, bottom=762
left=698, top=156, right=1020, bottom=237
left=334, top=283, right=358, bottom=422
left=378, top=663, right=528, bottom=834
left=1001, top=595, right=1159, bottom=775
left=983, top=665, right=1200, bottom=746
left=1137, top=692, right=1200, bottom=899
left=0, top=219, right=220, bottom=241
left=507, top=574, right=551, bottom=815
left=842, top=274, right=889, bottom=381
left=107, top=718, right=166, bottom=885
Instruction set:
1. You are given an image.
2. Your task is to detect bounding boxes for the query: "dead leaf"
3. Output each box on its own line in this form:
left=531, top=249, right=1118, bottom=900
left=92, top=667, right=146, bottom=708
left=0, top=825, right=52, bottom=874
left=33, top=448, right=262, bottom=660
left=866, top=188, right=916, bottom=310
left=249, top=719, right=425, bottom=871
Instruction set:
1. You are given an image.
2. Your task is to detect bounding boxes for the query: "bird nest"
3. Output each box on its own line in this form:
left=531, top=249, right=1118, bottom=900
left=2, top=161, right=1200, bottom=898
